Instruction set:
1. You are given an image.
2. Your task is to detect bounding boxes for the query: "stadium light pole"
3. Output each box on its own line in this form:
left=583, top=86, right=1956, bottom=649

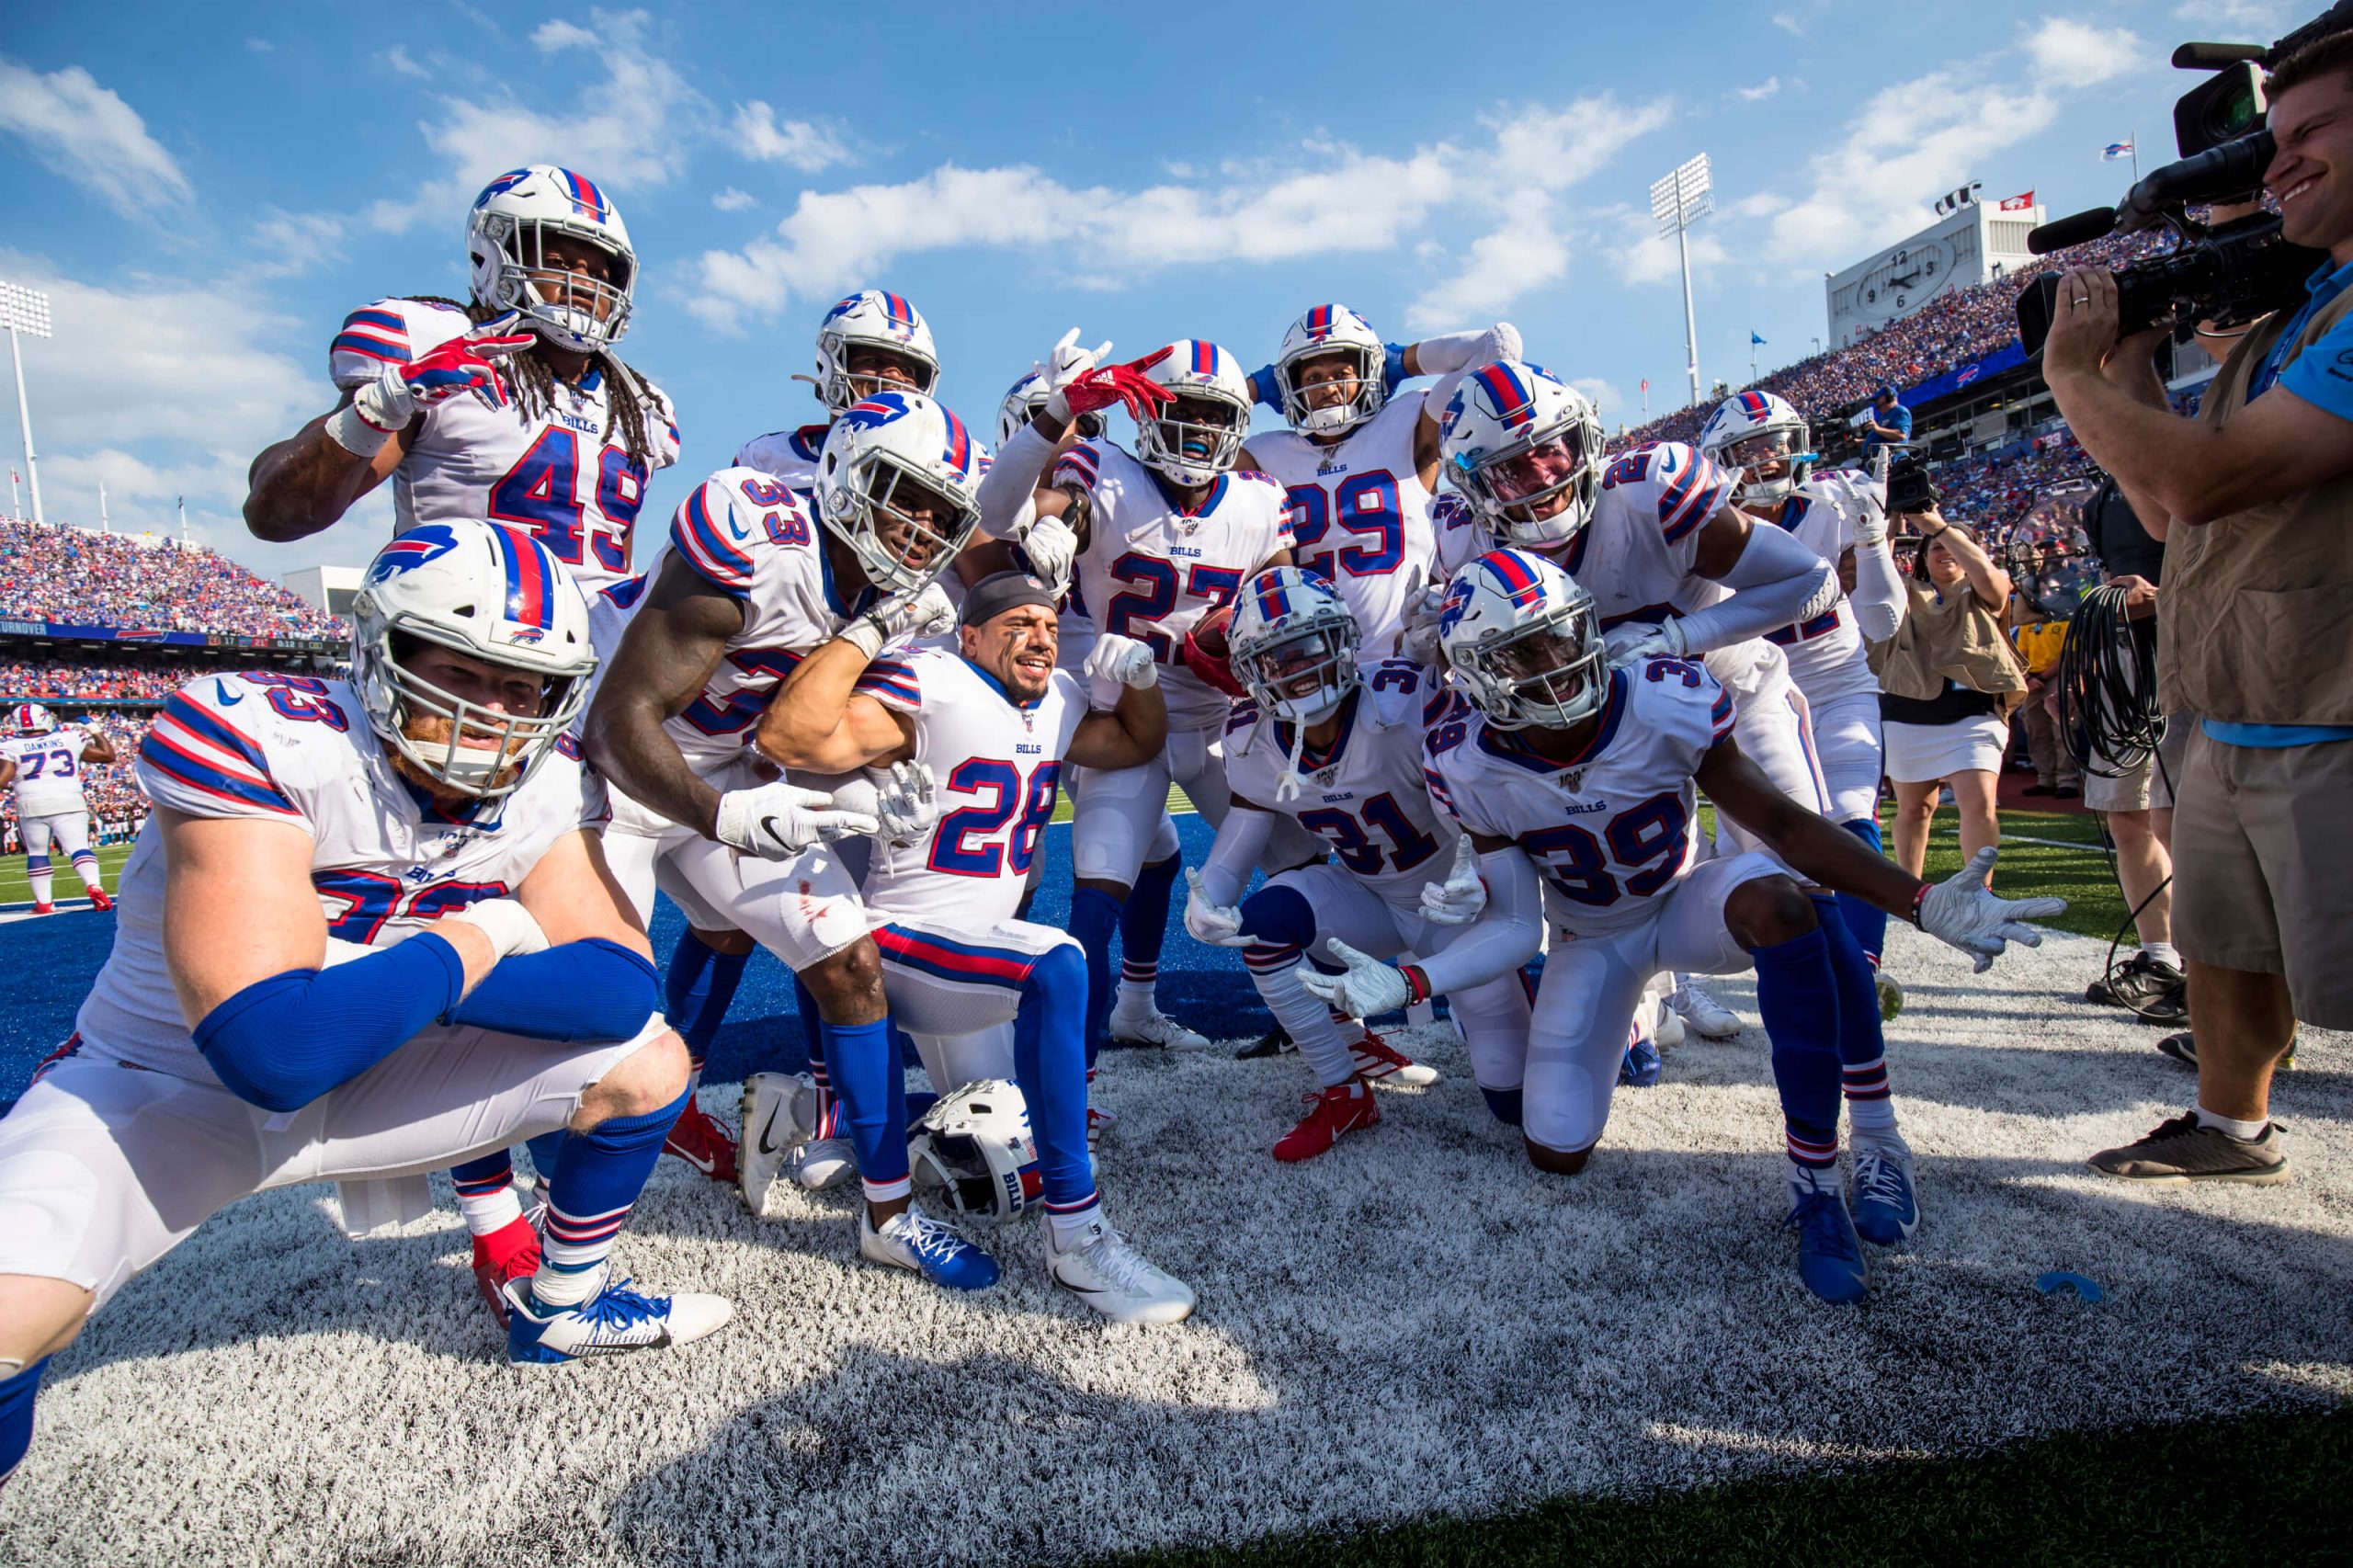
left=1650, top=155, right=1713, bottom=408
left=0, top=281, right=51, bottom=528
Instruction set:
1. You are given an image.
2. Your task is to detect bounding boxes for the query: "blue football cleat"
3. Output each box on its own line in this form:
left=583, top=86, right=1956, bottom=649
left=1619, top=1035, right=1662, bottom=1087
left=504, top=1268, right=733, bottom=1366
left=860, top=1204, right=1001, bottom=1291
left=1851, top=1138, right=1921, bottom=1245
left=1784, top=1185, right=1870, bottom=1304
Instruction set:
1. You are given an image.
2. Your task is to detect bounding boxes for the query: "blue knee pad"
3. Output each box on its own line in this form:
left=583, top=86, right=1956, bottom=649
left=1834, top=818, right=1891, bottom=963
left=1237, top=883, right=1318, bottom=949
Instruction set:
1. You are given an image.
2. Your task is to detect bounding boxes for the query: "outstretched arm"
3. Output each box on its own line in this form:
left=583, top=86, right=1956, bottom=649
left=244, top=397, right=409, bottom=543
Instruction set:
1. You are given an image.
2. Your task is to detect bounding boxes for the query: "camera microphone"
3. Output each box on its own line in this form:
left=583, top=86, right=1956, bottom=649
left=2118, top=131, right=2276, bottom=229
left=2029, top=208, right=2121, bottom=255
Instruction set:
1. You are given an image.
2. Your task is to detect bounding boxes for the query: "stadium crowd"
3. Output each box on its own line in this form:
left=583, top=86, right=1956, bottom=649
left=0, top=655, right=210, bottom=703
left=0, top=519, right=347, bottom=641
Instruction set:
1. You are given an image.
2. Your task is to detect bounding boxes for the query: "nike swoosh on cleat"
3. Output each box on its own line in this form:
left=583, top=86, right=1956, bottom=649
left=755, top=1102, right=790, bottom=1156
left=667, top=1142, right=718, bottom=1176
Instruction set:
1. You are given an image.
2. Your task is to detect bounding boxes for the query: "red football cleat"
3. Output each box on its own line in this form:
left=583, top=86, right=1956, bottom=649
left=1348, top=1030, right=1440, bottom=1087
left=663, top=1098, right=740, bottom=1185
left=471, top=1214, right=542, bottom=1328
left=30, top=902, right=54, bottom=916
left=1272, top=1081, right=1380, bottom=1163
left=85, top=888, right=114, bottom=913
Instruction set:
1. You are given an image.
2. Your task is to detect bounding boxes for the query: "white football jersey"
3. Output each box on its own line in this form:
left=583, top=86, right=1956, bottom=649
left=1427, top=658, right=1735, bottom=936
left=1248, top=393, right=1435, bottom=649
left=329, top=297, right=682, bottom=595
left=733, top=421, right=830, bottom=495
left=1222, top=659, right=1457, bottom=902
left=76, top=671, right=606, bottom=1082
left=1052, top=439, right=1292, bottom=730
left=1428, top=492, right=1487, bottom=588
left=3, top=726, right=93, bottom=817
left=1530, top=442, right=1738, bottom=632
left=1757, top=468, right=1878, bottom=704
left=856, top=649, right=1087, bottom=926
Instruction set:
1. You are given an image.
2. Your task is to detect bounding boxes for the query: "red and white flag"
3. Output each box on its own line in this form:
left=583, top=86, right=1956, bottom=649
left=1998, top=191, right=2035, bottom=210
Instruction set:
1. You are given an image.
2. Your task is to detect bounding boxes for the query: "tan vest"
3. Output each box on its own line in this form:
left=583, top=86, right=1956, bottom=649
left=2158, top=281, right=2353, bottom=724
left=1868, top=576, right=2029, bottom=707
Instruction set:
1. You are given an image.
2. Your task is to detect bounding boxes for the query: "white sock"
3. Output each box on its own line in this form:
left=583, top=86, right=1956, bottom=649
left=455, top=1183, right=524, bottom=1238
left=2142, top=941, right=2181, bottom=970
left=2192, top=1103, right=2267, bottom=1141
left=1048, top=1201, right=1102, bottom=1247
left=28, top=868, right=52, bottom=905
left=1114, top=970, right=1155, bottom=1017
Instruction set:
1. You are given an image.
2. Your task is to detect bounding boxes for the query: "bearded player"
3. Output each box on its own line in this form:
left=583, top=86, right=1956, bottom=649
left=1306, top=550, right=2062, bottom=1301
left=1, top=706, right=118, bottom=915
left=0, top=521, right=734, bottom=1488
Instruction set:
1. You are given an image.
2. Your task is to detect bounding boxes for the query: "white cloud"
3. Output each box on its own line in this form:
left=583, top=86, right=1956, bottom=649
left=1405, top=209, right=1571, bottom=329
left=530, top=18, right=600, bottom=51
left=1570, top=377, right=1625, bottom=417
left=2171, top=1, right=2287, bottom=29
left=1737, top=77, right=1783, bottom=102
left=711, top=186, right=757, bottom=212
left=0, top=56, right=191, bottom=217
left=2023, top=18, right=2144, bottom=89
left=244, top=38, right=273, bottom=52
left=1612, top=217, right=1733, bottom=286
left=242, top=210, right=348, bottom=279
left=384, top=45, right=429, bottom=79
left=732, top=103, right=851, bottom=173
left=1771, top=12, right=1805, bottom=35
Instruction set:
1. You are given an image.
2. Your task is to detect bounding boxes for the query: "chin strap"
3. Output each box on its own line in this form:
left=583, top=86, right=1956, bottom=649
left=1273, top=722, right=1311, bottom=804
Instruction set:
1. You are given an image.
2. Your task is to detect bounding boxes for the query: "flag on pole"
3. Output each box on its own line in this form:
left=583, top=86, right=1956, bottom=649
left=1640, top=379, right=1649, bottom=392
left=1998, top=190, right=2035, bottom=210
left=1749, top=331, right=1767, bottom=346
left=1933, top=182, right=1983, bottom=216
left=2103, top=141, right=2135, bottom=161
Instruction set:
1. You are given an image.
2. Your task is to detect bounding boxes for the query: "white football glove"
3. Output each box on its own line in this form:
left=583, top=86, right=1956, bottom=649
left=1395, top=563, right=1449, bottom=665
left=1040, top=327, right=1114, bottom=392
left=847, top=581, right=957, bottom=656
left=1914, top=847, right=2068, bottom=973
left=1182, top=869, right=1251, bottom=948
left=1847, top=472, right=1891, bottom=550
left=1084, top=632, right=1158, bottom=690
left=1480, top=321, right=1524, bottom=368
left=1418, top=837, right=1487, bottom=926
left=1014, top=513, right=1078, bottom=595
left=869, top=760, right=940, bottom=846
left=1603, top=619, right=1687, bottom=666
left=1299, top=938, right=1415, bottom=1019
left=441, top=895, right=548, bottom=961
left=713, top=779, right=880, bottom=860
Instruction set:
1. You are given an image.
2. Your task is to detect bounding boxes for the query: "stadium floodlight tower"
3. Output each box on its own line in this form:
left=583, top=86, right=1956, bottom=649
left=0, top=280, right=51, bottom=527
left=1649, top=154, right=1714, bottom=409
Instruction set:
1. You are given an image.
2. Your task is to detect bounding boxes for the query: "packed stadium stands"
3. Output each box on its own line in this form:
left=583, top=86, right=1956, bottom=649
left=0, top=519, right=347, bottom=641
left=0, top=654, right=213, bottom=703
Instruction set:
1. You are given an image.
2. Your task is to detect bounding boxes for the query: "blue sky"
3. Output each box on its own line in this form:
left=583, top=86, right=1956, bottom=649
left=0, top=0, right=2297, bottom=580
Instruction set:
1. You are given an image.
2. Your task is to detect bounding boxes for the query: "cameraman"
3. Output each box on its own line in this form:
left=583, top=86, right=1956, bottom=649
left=1860, top=383, right=1912, bottom=454
left=2044, top=31, right=2353, bottom=1186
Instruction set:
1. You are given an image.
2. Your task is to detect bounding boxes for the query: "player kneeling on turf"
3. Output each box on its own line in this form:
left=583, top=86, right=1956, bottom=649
left=1304, top=550, right=2063, bottom=1304
left=761, top=570, right=1194, bottom=1323
left=0, top=521, right=733, bottom=1486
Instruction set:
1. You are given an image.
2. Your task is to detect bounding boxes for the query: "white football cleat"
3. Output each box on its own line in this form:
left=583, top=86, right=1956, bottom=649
left=504, top=1266, right=733, bottom=1366
left=1348, top=1030, right=1438, bottom=1087
left=1668, top=980, right=1742, bottom=1039
left=791, top=1137, right=858, bottom=1191
left=1108, top=1006, right=1212, bottom=1051
left=1653, top=1000, right=1686, bottom=1051
left=738, top=1071, right=818, bottom=1215
left=1086, top=1105, right=1117, bottom=1152
left=859, top=1204, right=1001, bottom=1290
left=1046, top=1218, right=1196, bottom=1324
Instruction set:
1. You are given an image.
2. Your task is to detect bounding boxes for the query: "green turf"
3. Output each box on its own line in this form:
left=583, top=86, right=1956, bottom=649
left=0, top=842, right=134, bottom=906
left=1107, top=1403, right=2353, bottom=1567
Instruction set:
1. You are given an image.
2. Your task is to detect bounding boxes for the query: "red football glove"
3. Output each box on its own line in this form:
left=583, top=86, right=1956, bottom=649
left=1180, top=607, right=1248, bottom=699
left=1059, top=347, right=1176, bottom=423
left=359, top=312, right=536, bottom=429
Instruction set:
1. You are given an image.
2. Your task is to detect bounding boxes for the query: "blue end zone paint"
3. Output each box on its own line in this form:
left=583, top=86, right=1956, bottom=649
left=0, top=821, right=1264, bottom=1113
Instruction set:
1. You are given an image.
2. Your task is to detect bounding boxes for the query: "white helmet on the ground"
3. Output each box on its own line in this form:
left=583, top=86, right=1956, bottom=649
left=813, top=290, right=940, bottom=415
left=1228, top=567, right=1361, bottom=723
left=1438, top=360, right=1606, bottom=548
left=1438, top=549, right=1609, bottom=731
left=1134, top=339, right=1252, bottom=486
left=1274, top=304, right=1386, bottom=437
left=349, top=520, right=596, bottom=798
left=8, top=703, right=56, bottom=736
left=909, top=1079, right=1040, bottom=1223
left=1699, top=389, right=1815, bottom=506
left=813, top=391, right=985, bottom=595
left=465, top=165, right=636, bottom=354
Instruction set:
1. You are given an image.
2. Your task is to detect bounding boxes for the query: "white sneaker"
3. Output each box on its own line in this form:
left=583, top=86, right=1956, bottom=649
left=791, top=1137, right=857, bottom=1191
left=504, top=1266, right=733, bottom=1366
left=1668, top=980, right=1742, bottom=1039
left=1046, top=1219, right=1196, bottom=1324
left=1108, top=1007, right=1212, bottom=1051
left=738, top=1071, right=818, bottom=1215
left=1654, top=1000, right=1686, bottom=1051
left=1086, top=1106, right=1117, bottom=1152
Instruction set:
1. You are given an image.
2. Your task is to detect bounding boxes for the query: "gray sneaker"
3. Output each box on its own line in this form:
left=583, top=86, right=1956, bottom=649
left=2088, top=1112, right=2288, bottom=1185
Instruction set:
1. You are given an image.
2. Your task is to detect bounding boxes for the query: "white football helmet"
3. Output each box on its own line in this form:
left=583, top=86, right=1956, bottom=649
left=1134, top=339, right=1252, bottom=486
left=1274, top=303, right=1386, bottom=437
left=908, top=1079, right=1040, bottom=1223
left=995, top=369, right=1107, bottom=448
left=350, top=520, right=596, bottom=799
left=7, top=703, right=56, bottom=736
left=1438, top=550, right=1608, bottom=731
left=1228, top=568, right=1361, bottom=723
left=1438, top=361, right=1607, bottom=548
left=813, top=290, right=940, bottom=415
left=813, top=392, right=985, bottom=595
left=465, top=165, right=635, bottom=354
left=1699, top=390, right=1815, bottom=506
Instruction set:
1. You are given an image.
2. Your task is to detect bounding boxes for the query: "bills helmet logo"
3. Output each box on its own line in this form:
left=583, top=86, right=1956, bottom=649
left=1438, top=578, right=1476, bottom=637
left=367, top=523, right=463, bottom=585
left=838, top=392, right=917, bottom=431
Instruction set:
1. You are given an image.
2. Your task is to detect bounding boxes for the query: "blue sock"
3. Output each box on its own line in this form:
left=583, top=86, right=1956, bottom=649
left=1751, top=926, right=1843, bottom=1180
left=1481, top=1086, right=1525, bottom=1127
left=823, top=1018, right=909, bottom=1200
left=1014, top=943, right=1094, bottom=1217
left=1068, top=885, right=1124, bottom=1073
left=534, top=1085, right=687, bottom=1307
left=1813, top=896, right=1890, bottom=1069
left=1835, top=818, right=1891, bottom=965
left=523, top=1130, right=568, bottom=1179
left=791, top=972, right=824, bottom=1078
left=0, top=1357, right=47, bottom=1487
left=1117, top=855, right=1181, bottom=1009
left=664, top=931, right=749, bottom=1071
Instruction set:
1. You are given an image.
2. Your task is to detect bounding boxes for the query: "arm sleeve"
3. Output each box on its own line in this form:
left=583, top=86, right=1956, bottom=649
left=976, top=422, right=1057, bottom=540
left=1409, top=848, right=1545, bottom=995
left=2275, top=310, right=2353, bottom=422
left=1197, top=805, right=1278, bottom=909
left=1847, top=532, right=1908, bottom=642
left=194, top=934, right=467, bottom=1113
left=1670, top=520, right=1840, bottom=655
left=442, top=937, right=658, bottom=1043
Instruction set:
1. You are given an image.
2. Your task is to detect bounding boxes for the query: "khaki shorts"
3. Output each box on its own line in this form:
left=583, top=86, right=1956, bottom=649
left=2172, top=725, right=2353, bottom=1028
left=2083, top=711, right=2187, bottom=813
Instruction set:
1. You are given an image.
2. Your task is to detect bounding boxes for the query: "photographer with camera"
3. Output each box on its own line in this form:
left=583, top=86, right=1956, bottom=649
left=1859, top=384, right=1912, bottom=455
left=2043, top=32, right=2353, bottom=1186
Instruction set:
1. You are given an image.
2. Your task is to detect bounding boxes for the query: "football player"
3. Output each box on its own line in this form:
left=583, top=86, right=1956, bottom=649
left=758, top=569, right=1194, bottom=1320
left=1307, top=551, right=2063, bottom=1301
left=1182, top=569, right=1530, bottom=1159
left=584, top=390, right=1007, bottom=1292
left=0, top=521, right=733, bottom=1487
left=0, top=705, right=118, bottom=914
left=1698, top=391, right=1910, bottom=1017
left=978, top=343, right=1293, bottom=1064
left=736, top=290, right=941, bottom=497
left=1240, top=306, right=1521, bottom=651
